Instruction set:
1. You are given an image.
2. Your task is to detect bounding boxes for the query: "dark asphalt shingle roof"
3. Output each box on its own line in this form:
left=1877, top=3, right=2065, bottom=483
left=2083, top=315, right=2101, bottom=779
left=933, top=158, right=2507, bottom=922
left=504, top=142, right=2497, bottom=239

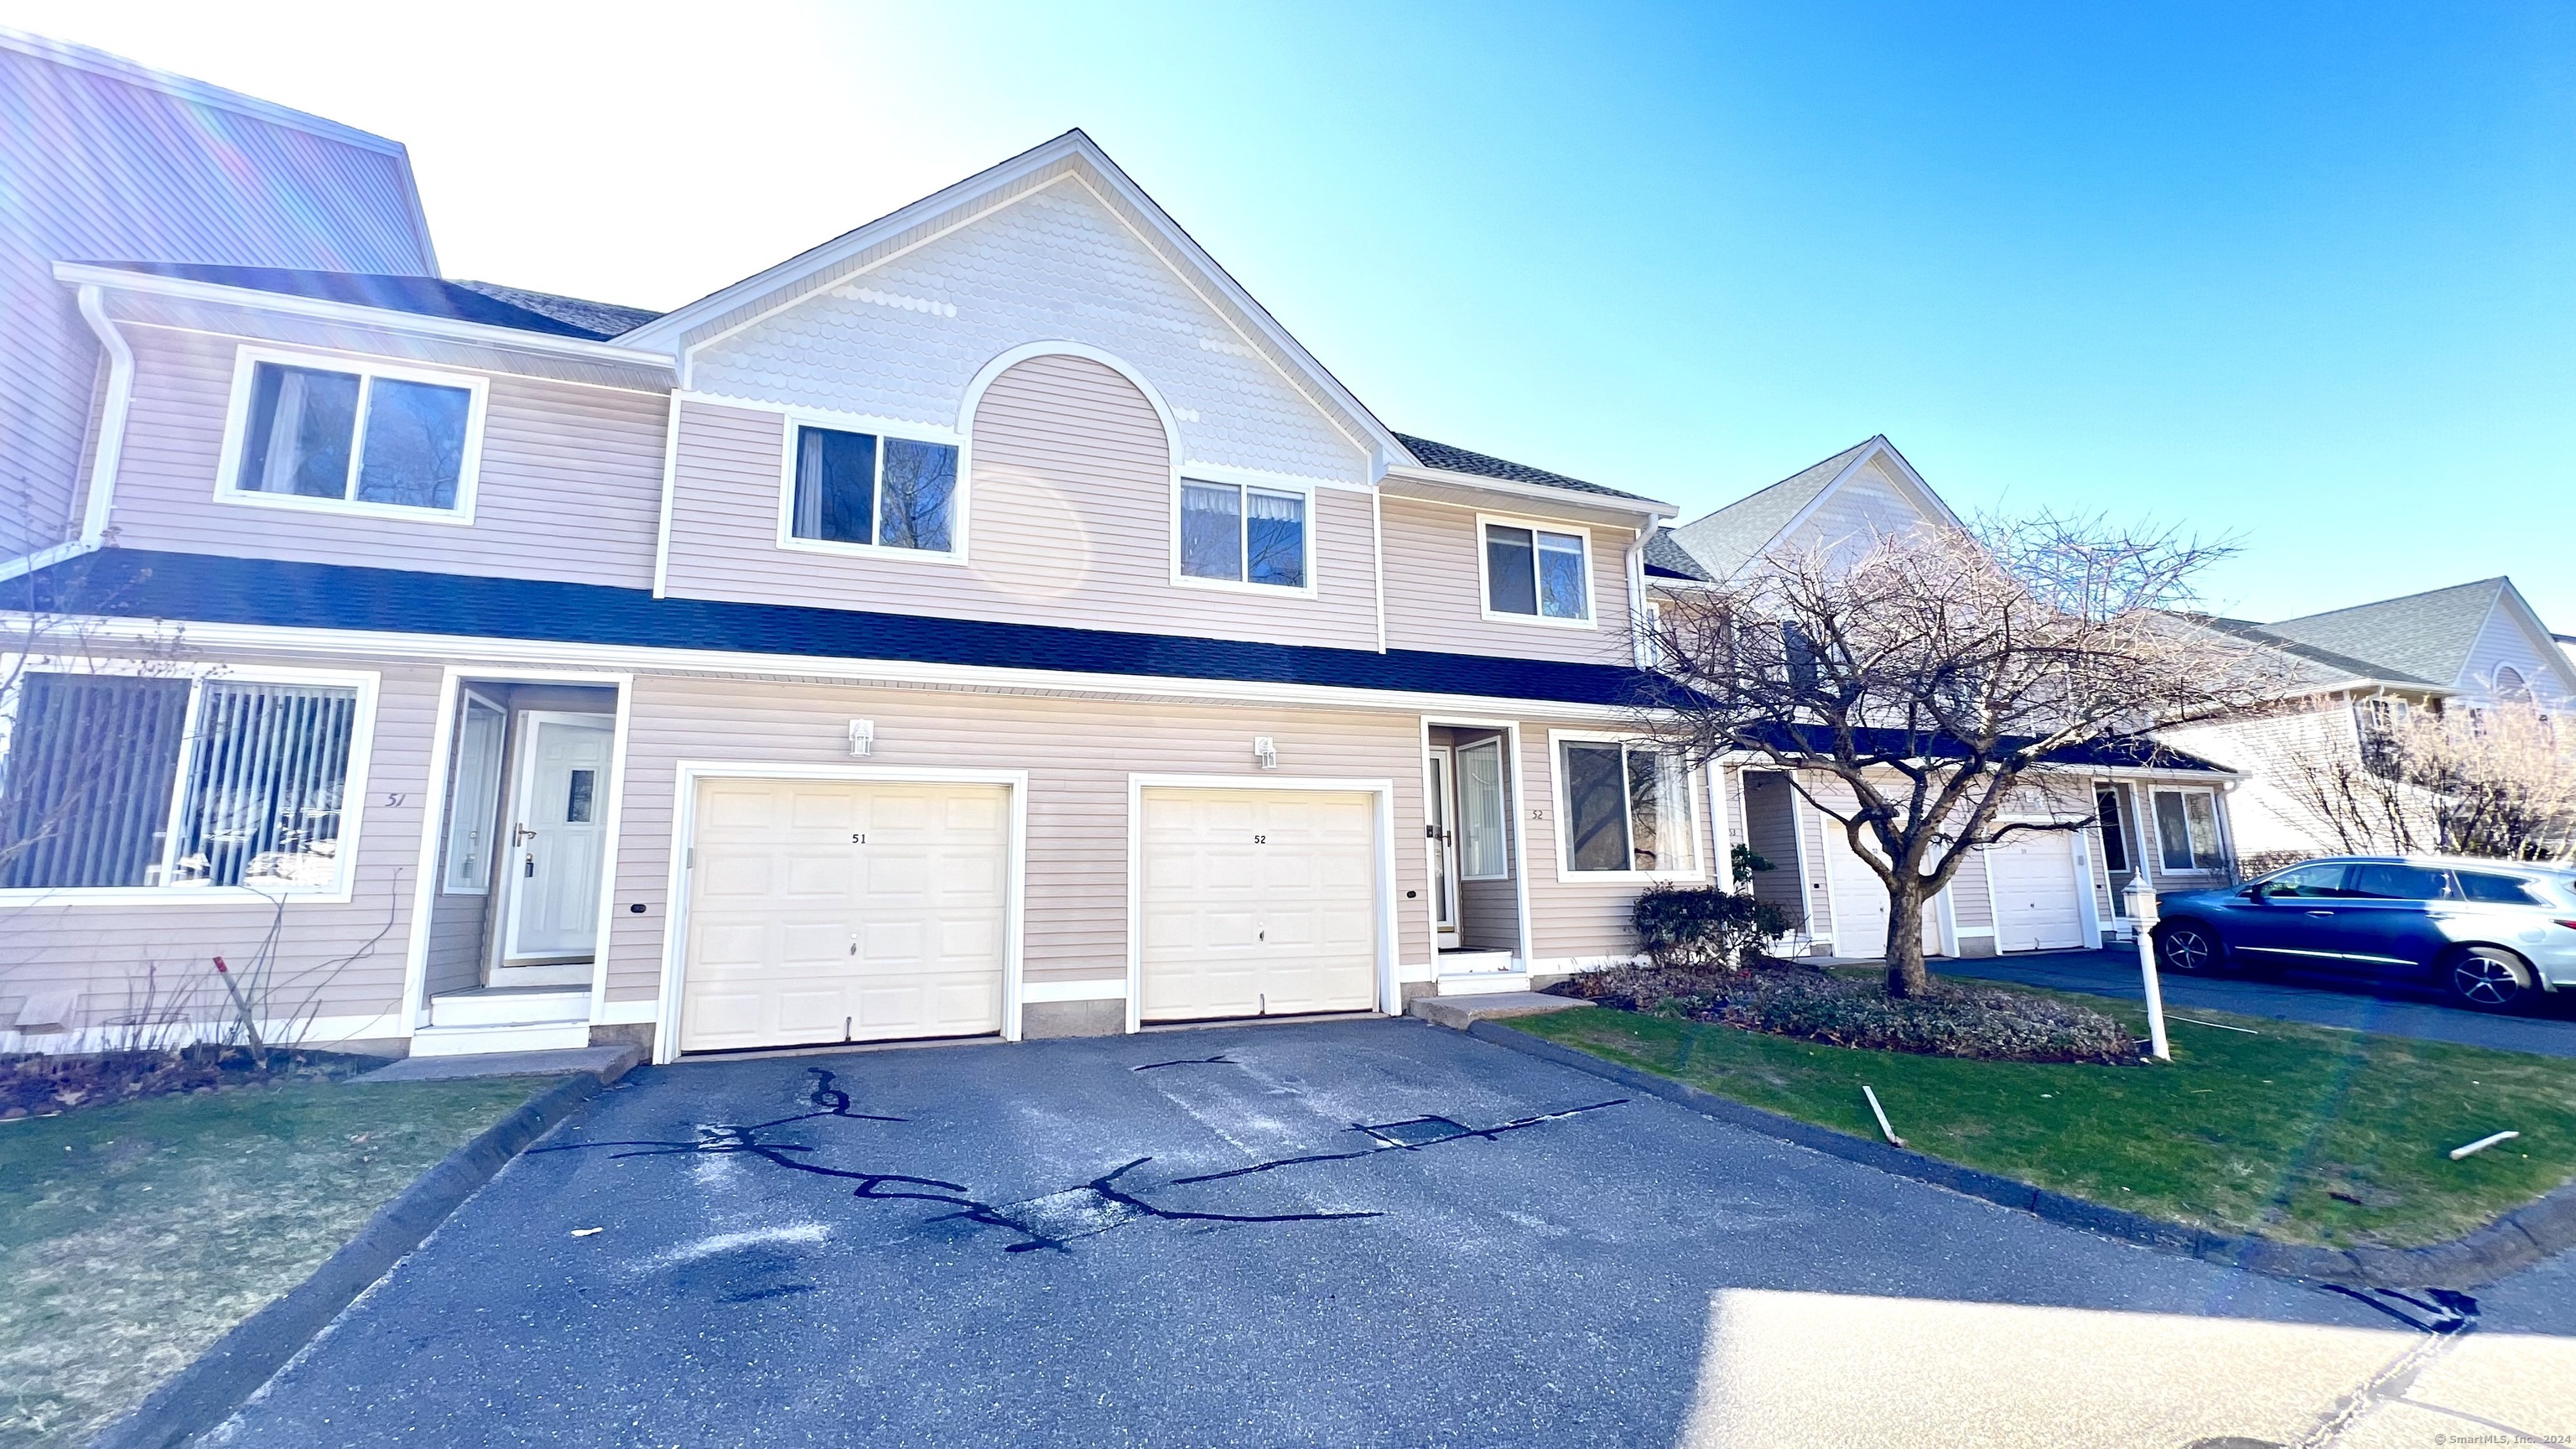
left=1665, top=438, right=1877, bottom=583
left=2257, top=578, right=2511, bottom=693
left=82, top=261, right=665, bottom=340
left=22, top=549, right=2223, bottom=775
left=1393, top=433, right=1648, bottom=502
left=1643, top=527, right=1715, bottom=582
left=28, top=549, right=1656, bottom=708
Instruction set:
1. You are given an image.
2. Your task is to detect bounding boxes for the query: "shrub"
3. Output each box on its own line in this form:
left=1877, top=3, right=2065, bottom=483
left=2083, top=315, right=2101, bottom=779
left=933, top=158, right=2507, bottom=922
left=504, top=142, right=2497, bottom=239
left=1550, top=961, right=2137, bottom=1065
left=1630, top=884, right=1788, bottom=971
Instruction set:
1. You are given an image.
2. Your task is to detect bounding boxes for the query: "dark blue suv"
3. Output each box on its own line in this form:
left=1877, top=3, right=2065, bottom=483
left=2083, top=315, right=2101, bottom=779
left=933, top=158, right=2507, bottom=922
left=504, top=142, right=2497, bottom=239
left=2152, top=855, right=2576, bottom=1012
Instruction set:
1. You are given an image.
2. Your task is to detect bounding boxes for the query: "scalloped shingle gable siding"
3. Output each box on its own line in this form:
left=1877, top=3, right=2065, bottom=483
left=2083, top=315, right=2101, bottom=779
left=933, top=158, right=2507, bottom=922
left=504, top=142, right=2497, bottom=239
left=687, top=178, right=1368, bottom=486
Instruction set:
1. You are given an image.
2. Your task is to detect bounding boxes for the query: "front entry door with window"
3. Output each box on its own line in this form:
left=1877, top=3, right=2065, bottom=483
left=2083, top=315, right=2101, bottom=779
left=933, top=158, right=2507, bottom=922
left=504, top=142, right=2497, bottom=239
left=504, top=714, right=614, bottom=964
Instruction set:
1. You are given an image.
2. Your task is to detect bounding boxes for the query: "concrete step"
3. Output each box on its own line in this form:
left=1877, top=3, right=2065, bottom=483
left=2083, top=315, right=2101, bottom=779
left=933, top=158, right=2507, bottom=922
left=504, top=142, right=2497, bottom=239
left=428, top=988, right=589, bottom=1029
left=1409, top=991, right=1587, bottom=1031
left=366, top=1042, right=641, bottom=1082
left=410, top=1021, right=592, bottom=1057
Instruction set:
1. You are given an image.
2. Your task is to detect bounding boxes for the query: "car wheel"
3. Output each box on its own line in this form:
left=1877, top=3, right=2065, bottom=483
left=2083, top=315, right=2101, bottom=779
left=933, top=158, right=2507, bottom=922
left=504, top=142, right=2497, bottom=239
left=2157, top=921, right=2221, bottom=974
left=2444, top=947, right=2532, bottom=1013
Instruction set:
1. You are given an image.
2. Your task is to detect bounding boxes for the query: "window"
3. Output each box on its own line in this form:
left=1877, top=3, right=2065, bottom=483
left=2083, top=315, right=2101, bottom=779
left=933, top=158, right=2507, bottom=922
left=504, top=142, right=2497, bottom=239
left=1457, top=738, right=1509, bottom=879
left=2458, top=870, right=2546, bottom=906
left=2094, top=785, right=2132, bottom=875
left=790, top=424, right=958, bottom=553
left=224, top=354, right=481, bottom=517
left=1179, top=480, right=1306, bottom=588
left=2255, top=862, right=2349, bottom=899
left=1559, top=739, right=1695, bottom=875
left=2345, top=863, right=2458, bottom=901
left=442, top=697, right=506, bottom=894
left=0, top=673, right=365, bottom=894
left=2151, top=787, right=2224, bottom=872
left=1485, top=523, right=1588, bottom=621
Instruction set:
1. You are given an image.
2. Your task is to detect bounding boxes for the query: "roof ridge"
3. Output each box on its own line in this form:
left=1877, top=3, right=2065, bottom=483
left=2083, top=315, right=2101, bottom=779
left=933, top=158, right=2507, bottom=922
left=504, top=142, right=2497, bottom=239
left=2266, top=575, right=2507, bottom=630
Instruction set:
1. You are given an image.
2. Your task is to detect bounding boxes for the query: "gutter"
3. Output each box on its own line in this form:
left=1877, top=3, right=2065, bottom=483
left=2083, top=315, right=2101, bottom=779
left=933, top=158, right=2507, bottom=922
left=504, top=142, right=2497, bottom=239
left=51, top=262, right=678, bottom=372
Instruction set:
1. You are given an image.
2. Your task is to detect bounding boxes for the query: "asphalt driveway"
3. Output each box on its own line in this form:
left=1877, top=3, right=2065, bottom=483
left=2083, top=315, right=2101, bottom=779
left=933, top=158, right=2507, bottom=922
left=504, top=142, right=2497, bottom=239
left=216, top=1020, right=2576, bottom=1448
left=1942, top=948, right=2576, bottom=1058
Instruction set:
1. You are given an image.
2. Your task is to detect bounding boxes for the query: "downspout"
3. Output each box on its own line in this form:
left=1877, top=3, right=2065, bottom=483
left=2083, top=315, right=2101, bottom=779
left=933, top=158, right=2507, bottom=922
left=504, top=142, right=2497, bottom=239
left=1625, top=528, right=1649, bottom=667
left=0, top=285, right=133, bottom=584
left=74, top=283, right=134, bottom=550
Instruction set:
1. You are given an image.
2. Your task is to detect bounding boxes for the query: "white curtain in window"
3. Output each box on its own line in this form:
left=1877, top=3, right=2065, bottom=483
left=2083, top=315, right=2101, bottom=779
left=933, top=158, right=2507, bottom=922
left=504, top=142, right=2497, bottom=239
left=1458, top=740, right=1508, bottom=879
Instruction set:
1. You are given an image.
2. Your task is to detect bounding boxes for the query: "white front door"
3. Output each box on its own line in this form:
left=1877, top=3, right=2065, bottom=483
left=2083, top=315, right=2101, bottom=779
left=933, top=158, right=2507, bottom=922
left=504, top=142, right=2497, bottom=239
left=504, top=714, right=614, bottom=963
left=1426, top=747, right=1462, bottom=950
left=1138, top=787, right=1379, bottom=1022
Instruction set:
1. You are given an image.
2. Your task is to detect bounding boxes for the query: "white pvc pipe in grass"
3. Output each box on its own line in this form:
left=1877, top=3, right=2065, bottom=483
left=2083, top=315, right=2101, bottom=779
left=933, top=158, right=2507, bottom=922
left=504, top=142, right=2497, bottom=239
left=1863, top=1084, right=1905, bottom=1148
left=2449, top=1130, right=2519, bottom=1161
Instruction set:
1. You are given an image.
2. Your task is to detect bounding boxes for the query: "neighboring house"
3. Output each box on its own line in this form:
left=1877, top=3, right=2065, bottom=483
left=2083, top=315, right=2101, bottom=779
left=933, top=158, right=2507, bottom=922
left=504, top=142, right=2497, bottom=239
left=0, top=115, right=1732, bottom=1062
left=2158, top=578, right=2576, bottom=864
left=1647, top=437, right=2241, bottom=958
left=0, top=27, right=439, bottom=563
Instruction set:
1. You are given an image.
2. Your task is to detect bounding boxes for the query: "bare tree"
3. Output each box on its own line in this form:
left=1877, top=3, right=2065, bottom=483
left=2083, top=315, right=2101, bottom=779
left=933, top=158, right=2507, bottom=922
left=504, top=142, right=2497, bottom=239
left=2272, top=695, right=2576, bottom=861
left=1639, top=513, right=2286, bottom=998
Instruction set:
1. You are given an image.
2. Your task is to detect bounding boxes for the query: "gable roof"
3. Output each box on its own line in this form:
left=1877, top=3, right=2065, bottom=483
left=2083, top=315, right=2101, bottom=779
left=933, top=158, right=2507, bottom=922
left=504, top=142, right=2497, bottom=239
left=2259, top=578, right=2515, bottom=693
left=1666, top=439, right=1877, bottom=580
left=617, top=129, right=1409, bottom=470
left=2180, top=615, right=2443, bottom=692
left=74, top=261, right=662, bottom=341
left=1391, top=433, right=1652, bottom=503
left=1643, top=527, right=1716, bottom=582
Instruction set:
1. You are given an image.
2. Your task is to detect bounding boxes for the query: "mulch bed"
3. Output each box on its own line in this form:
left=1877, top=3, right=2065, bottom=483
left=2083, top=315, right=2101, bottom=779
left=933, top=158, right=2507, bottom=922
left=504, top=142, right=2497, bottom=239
left=1546, top=960, right=2142, bottom=1065
left=0, top=1046, right=382, bottom=1119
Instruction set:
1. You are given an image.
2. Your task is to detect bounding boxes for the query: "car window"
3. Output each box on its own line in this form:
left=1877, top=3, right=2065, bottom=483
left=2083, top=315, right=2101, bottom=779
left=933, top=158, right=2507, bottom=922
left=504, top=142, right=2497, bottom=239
left=2343, top=864, right=2457, bottom=901
left=2456, top=871, right=2545, bottom=906
left=2258, top=863, right=2349, bottom=898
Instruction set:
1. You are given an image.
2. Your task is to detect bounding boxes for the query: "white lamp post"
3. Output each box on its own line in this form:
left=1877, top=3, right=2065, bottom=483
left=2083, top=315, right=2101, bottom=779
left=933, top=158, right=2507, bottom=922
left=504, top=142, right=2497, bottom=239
left=2124, top=874, right=2171, bottom=1062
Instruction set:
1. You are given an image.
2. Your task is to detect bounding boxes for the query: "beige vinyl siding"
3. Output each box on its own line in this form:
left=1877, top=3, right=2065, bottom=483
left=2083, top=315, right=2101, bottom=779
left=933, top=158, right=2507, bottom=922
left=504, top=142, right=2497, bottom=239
left=0, top=655, right=444, bottom=1040
left=96, top=325, right=668, bottom=586
left=1457, top=877, right=1517, bottom=952
left=1514, top=722, right=1714, bottom=966
left=2461, top=600, right=2567, bottom=699
left=1785, top=467, right=1927, bottom=555
left=1736, top=771, right=1809, bottom=932
left=604, top=678, right=1432, bottom=1005
left=659, top=355, right=1381, bottom=651
left=423, top=890, right=490, bottom=996
left=1948, top=847, right=1996, bottom=932
left=1379, top=497, right=1637, bottom=664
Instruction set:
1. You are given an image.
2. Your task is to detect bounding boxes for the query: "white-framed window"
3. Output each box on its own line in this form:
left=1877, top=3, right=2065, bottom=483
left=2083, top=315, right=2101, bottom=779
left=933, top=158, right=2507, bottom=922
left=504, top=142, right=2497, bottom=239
left=1551, top=731, right=1701, bottom=879
left=1457, top=737, right=1509, bottom=880
left=1481, top=517, right=1592, bottom=625
left=441, top=694, right=506, bottom=895
left=0, top=665, right=377, bottom=901
left=1176, top=476, right=1311, bottom=591
left=782, top=421, right=963, bottom=558
left=215, top=346, right=486, bottom=522
left=2151, top=787, right=2225, bottom=872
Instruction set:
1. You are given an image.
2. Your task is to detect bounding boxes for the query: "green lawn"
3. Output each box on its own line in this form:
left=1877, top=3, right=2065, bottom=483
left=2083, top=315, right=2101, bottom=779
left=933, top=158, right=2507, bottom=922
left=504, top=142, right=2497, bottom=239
left=0, top=1076, right=547, bottom=1449
left=1519, top=993, right=2576, bottom=1250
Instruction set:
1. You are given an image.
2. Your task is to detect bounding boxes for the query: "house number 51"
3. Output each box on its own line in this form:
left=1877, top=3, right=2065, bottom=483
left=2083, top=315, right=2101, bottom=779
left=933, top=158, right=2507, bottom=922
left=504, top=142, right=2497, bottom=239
left=849, top=833, right=867, bottom=844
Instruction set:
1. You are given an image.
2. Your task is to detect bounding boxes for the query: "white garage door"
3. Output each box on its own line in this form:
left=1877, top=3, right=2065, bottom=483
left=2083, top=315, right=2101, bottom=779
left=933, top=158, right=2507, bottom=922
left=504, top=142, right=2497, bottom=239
left=1138, top=787, right=1379, bottom=1023
left=680, top=777, right=1010, bottom=1052
left=1986, top=831, right=2088, bottom=953
left=1820, top=819, right=1940, bottom=961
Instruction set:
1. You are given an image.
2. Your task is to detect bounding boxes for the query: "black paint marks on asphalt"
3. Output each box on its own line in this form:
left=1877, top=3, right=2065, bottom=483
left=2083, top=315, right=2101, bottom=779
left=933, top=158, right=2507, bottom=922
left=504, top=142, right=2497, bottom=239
left=537, top=1071, right=1625, bottom=1256
left=1131, top=1053, right=1238, bottom=1072
left=1169, top=1098, right=1631, bottom=1187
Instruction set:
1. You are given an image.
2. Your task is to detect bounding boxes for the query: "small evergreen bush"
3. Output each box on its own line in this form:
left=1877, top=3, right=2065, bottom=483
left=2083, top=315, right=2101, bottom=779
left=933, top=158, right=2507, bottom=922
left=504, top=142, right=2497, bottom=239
left=1629, top=883, right=1788, bottom=971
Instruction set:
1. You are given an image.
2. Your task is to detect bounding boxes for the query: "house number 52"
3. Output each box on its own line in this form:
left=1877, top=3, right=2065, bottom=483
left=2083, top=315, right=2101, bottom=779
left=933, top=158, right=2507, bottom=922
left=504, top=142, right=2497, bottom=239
left=1252, top=834, right=1268, bottom=844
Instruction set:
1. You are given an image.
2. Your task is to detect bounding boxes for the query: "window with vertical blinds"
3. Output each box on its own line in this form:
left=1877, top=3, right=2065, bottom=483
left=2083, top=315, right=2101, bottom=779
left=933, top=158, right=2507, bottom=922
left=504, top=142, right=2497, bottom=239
left=0, top=674, right=362, bottom=893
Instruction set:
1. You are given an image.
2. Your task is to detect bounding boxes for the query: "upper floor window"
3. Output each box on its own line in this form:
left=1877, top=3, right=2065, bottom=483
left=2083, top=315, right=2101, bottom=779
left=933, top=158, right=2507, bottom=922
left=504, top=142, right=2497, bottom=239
left=789, top=424, right=959, bottom=554
left=1484, top=522, right=1589, bottom=623
left=0, top=670, right=370, bottom=897
left=220, top=350, right=485, bottom=520
left=1178, top=480, right=1307, bottom=589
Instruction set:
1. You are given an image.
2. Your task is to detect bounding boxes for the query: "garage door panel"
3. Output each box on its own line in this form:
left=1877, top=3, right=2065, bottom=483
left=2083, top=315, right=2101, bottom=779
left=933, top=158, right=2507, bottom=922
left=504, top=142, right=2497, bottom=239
left=682, top=779, right=1010, bottom=1052
left=1139, top=787, right=1378, bottom=1024
left=1987, top=833, right=2086, bottom=953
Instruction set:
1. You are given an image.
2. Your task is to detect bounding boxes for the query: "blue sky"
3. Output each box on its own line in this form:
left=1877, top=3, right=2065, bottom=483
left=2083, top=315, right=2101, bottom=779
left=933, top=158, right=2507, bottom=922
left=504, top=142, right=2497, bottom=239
left=10, top=1, right=2569, bottom=626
